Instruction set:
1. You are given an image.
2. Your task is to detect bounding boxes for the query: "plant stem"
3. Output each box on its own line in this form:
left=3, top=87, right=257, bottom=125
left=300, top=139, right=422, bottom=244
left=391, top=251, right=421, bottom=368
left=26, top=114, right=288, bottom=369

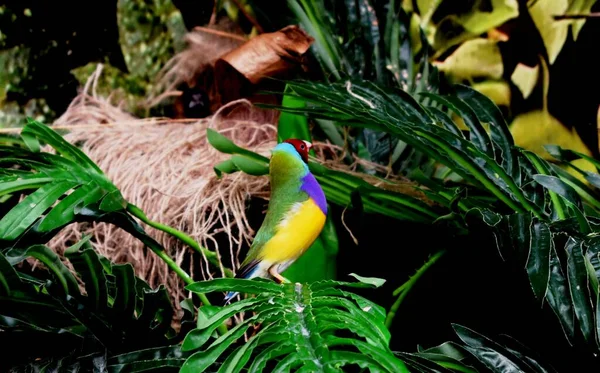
left=385, top=250, right=446, bottom=329
left=127, top=203, right=234, bottom=278
left=133, top=208, right=229, bottom=336
left=523, top=152, right=566, bottom=220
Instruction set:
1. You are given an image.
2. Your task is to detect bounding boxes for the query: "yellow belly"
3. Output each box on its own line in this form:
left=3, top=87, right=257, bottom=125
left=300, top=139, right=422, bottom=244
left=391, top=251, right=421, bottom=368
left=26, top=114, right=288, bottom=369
left=259, top=198, right=327, bottom=264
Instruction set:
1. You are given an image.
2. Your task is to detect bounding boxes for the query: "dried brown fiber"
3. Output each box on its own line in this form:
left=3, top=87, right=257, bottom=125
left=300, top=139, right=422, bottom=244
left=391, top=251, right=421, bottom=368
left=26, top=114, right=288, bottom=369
left=49, top=65, right=278, bottom=313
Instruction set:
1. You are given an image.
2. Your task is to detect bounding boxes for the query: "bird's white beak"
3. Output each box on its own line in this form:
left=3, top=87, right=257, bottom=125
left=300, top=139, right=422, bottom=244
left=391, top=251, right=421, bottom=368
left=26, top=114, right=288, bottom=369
left=302, top=140, right=313, bottom=150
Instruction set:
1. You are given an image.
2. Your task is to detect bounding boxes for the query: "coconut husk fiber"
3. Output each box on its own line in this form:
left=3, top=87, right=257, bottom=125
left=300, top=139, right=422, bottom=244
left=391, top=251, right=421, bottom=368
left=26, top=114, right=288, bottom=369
left=49, top=64, right=279, bottom=316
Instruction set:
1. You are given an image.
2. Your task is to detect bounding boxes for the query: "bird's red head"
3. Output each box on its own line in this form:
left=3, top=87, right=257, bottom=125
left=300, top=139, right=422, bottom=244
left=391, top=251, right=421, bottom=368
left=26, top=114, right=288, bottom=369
left=283, top=139, right=312, bottom=164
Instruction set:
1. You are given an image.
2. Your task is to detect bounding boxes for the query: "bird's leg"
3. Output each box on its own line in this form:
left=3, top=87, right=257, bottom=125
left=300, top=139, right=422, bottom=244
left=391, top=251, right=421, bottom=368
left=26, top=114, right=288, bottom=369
left=269, top=266, right=291, bottom=284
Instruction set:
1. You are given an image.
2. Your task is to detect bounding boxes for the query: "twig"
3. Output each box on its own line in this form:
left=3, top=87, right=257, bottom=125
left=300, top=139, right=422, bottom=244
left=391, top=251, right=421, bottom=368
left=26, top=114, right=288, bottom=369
left=192, top=26, right=247, bottom=41
left=553, top=12, right=600, bottom=20
left=385, top=250, right=446, bottom=329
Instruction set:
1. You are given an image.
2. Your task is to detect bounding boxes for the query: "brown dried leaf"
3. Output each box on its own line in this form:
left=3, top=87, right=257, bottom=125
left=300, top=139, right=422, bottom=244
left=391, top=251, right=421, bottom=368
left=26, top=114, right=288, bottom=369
left=218, top=25, right=315, bottom=85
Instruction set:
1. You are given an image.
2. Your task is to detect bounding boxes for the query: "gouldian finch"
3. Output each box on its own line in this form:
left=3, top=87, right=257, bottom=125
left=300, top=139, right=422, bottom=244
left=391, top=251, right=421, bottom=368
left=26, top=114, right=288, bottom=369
left=224, top=139, right=327, bottom=303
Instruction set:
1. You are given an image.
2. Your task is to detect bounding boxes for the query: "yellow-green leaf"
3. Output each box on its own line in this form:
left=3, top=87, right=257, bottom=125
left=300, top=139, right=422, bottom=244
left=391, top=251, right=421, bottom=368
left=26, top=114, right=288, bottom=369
left=456, top=0, right=520, bottom=35
left=567, top=0, right=598, bottom=40
left=511, top=63, right=540, bottom=99
left=472, top=81, right=511, bottom=108
left=529, top=0, right=569, bottom=64
left=510, top=110, right=592, bottom=159
left=435, top=38, right=503, bottom=81
left=565, top=158, right=598, bottom=185
left=424, top=0, right=519, bottom=56
left=511, top=110, right=596, bottom=184
left=416, top=0, right=443, bottom=24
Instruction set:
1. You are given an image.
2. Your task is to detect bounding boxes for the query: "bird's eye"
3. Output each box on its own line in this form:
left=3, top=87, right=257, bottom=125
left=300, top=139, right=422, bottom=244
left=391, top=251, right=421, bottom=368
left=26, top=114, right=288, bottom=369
left=300, top=144, right=305, bottom=150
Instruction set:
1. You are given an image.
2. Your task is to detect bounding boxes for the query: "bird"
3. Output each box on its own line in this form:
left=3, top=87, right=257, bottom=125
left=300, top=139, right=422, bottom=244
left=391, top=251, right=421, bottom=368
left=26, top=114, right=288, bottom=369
left=223, top=138, right=328, bottom=304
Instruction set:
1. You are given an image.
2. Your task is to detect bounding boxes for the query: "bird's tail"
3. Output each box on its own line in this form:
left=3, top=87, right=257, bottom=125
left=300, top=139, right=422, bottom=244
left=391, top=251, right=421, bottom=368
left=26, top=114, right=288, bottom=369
left=221, top=259, right=261, bottom=306
left=222, top=291, right=238, bottom=305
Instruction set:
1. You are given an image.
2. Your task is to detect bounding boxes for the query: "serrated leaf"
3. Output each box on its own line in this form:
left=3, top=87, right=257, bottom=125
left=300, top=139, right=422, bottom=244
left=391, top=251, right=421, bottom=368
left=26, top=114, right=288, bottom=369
left=65, top=248, right=108, bottom=311
left=5, top=245, right=80, bottom=297
left=113, top=264, right=137, bottom=321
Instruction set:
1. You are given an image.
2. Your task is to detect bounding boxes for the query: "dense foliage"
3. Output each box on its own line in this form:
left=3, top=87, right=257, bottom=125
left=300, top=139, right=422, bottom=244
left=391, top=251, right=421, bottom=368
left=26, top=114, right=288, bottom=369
left=2, top=0, right=600, bottom=372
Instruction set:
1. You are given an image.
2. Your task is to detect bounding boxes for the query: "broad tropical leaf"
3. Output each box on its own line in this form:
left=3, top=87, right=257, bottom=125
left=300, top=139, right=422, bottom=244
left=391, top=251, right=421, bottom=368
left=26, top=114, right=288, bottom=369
left=181, top=276, right=409, bottom=372
left=407, top=324, right=559, bottom=373
left=0, top=119, right=127, bottom=242
left=0, top=236, right=190, bottom=371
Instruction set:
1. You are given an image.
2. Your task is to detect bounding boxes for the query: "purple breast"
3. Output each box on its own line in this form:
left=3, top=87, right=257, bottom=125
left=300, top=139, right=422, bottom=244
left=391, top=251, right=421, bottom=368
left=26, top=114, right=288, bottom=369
left=300, top=172, right=328, bottom=215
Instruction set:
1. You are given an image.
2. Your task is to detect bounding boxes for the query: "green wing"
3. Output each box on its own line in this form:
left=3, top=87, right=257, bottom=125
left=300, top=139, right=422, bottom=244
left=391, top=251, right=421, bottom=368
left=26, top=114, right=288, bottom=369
left=236, top=188, right=308, bottom=278
left=235, top=147, right=310, bottom=278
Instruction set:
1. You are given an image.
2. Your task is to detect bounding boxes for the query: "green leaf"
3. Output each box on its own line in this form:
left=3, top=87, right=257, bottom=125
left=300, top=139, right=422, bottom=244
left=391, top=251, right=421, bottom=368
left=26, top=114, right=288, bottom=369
left=277, top=85, right=312, bottom=143
left=272, top=79, right=538, bottom=215
left=435, top=38, right=503, bottom=81
left=567, top=0, right=598, bottom=40
left=21, top=120, right=100, bottom=173
left=452, top=324, right=551, bottom=373
left=65, top=247, right=108, bottom=311
left=99, top=189, right=127, bottom=212
left=37, top=183, right=104, bottom=232
left=231, top=155, right=269, bottom=176
left=0, top=251, right=23, bottom=296
left=526, top=220, right=552, bottom=303
left=421, top=92, right=494, bottom=158
left=206, top=129, right=268, bottom=162
left=213, top=159, right=238, bottom=178
left=0, top=180, right=79, bottom=240
left=186, top=278, right=284, bottom=295
left=183, top=299, right=263, bottom=351
left=546, top=243, right=576, bottom=342
left=180, top=324, right=250, bottom=373
left=565, top=237, right=596, bottom=346
left=454, top=84, right=516, bottom=179
left=113, top=264, right=138, bottom=321
left=0, top=176, right=54, bottom=197
left=181, top=277, right=406, bottom=371
left=5, top=245, right=80, bottom=297
left=347, top=273, right=386, bottom=288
